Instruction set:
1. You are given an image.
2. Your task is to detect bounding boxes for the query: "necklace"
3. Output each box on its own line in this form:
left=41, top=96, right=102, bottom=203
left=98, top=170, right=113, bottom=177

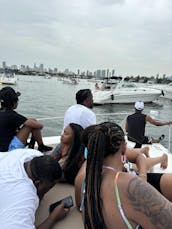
left=103, top=165, right=117, bottom=172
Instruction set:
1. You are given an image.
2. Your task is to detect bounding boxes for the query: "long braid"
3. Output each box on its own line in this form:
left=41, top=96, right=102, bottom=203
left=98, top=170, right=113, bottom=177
left=85, top=127, right=106, bottom=229
left=83, top=122, right=125, bottom=229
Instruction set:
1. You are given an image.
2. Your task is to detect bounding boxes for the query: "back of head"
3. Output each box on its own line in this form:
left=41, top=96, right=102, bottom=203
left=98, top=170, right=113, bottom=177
left=0, top=86, right=20, bottom=110
left=30, top=155, right=62, bottom=183
left=134, top=101, right=144, bottom=112
left=83, top=122, right=124, bottom=228
left=75, top=89, right=92, bottom=104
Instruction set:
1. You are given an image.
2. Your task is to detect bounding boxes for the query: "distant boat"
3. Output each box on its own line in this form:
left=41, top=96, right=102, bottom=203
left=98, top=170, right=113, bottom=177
left=92, top=78, right=162, bottom=105
left=63, top=78, right=78, bottom=85
left=0, top=72, right=17, bottom=85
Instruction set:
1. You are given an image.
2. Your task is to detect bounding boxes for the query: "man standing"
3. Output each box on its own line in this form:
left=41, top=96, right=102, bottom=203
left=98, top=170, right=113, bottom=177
left=125, top=101, right=172, bottom=148
left=63, top=89, right=96, bottom=129
left=0, top=86, right=52, bottom=152
left=0, top=148, right=69, bottom=229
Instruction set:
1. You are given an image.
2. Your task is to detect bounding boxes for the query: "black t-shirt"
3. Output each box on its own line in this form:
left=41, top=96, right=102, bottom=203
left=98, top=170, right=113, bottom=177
left=0, top=110, right=27, bottom=151
left=127, top=112, right=146, bottom=143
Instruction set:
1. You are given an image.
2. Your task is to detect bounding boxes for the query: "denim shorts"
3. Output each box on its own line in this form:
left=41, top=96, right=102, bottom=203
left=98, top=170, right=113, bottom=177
left=8, top=136, right=25, bottom=151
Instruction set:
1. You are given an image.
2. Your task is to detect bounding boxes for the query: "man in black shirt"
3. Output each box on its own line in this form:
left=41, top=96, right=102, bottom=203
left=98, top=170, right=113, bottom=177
left=0, top=86, right=52, bottom=152
left=125, top=101, right=172, bottom=148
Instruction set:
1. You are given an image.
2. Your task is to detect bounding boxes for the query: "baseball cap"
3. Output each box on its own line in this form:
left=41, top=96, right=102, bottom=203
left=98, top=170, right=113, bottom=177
left=135, top=101, right=144, bottom=110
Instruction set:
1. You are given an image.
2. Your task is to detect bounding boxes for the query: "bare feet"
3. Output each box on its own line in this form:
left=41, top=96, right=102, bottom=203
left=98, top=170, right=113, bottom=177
left=160, top=153, right=168, bottom=169
left=142, top=146, right=150, bottom=157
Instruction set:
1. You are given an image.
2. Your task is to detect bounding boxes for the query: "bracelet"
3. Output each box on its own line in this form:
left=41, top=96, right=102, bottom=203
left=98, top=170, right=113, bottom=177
left=138, top=173, right=147, bottom=178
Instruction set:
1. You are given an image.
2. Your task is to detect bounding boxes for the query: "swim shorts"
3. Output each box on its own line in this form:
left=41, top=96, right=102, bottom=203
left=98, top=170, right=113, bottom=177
left=147, top=173, right=163, bottom=193
left=8, top=136, right=25, bottom=151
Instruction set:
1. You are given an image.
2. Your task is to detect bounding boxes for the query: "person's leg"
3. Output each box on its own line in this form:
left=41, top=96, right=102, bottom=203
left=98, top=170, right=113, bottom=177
left=146, top=153, right=168, bottom=170
left=160, top=173, right=172, bottom=202
left=147, top=173, right=172, bottom=202
left=17, top=125, right=52, bottom=152
left=148, top=135, right=165, bottom=144
left=16, top=125, right=32, bottom=145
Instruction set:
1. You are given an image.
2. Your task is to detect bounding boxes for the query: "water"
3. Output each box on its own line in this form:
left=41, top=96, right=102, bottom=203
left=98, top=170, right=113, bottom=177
left=1, top=75, right=171, bottom=152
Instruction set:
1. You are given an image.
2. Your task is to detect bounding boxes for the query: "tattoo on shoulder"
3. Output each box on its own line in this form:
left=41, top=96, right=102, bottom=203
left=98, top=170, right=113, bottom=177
left=127, top=176, right=172, bottom=229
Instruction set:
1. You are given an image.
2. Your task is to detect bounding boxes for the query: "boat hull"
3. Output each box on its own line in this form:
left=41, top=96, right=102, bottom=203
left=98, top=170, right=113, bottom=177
left=0, top=73, right=17, bottom=85
left=93, top=89, right=161, bottom=105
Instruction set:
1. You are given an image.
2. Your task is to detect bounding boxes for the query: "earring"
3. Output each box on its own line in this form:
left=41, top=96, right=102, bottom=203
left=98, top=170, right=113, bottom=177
left=121, top=154, right=127, bottom=164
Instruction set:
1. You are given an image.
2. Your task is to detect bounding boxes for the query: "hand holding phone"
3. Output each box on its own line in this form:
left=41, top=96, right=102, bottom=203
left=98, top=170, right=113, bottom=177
left=49, top=195, right=74, bottom=213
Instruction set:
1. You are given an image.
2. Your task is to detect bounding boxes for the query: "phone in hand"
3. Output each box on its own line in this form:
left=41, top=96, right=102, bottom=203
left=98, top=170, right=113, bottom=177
left=49, top=195, right=74, bottom=212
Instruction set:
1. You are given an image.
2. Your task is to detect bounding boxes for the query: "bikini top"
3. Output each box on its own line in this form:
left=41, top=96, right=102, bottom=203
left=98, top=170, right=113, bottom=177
left=80, top=166, right=142, bottom=229
left=115, top=172, right=141, bottom=229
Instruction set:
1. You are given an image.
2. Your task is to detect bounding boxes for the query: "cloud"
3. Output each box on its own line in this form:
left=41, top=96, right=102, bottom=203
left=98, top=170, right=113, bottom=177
left=0, top=0, right=171, bottom=75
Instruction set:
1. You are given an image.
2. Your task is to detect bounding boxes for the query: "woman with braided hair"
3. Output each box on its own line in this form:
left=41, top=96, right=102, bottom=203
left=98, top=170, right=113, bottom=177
left=77, top=122, right=172, bottom=229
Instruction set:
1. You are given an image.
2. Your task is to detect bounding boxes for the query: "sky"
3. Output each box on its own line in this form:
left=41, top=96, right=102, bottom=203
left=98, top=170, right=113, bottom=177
left=0, top=0, right=172, bottom=76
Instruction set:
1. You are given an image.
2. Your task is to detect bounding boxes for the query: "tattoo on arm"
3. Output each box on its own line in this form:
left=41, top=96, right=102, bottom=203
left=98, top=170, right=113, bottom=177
left=127, top=177, right=172, bottom=229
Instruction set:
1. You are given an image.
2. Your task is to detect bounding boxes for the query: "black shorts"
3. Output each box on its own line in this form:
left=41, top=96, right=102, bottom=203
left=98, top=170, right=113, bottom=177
left=128, top=136, right=152, bottom=148
left=147, top=173, right=163, bottom=193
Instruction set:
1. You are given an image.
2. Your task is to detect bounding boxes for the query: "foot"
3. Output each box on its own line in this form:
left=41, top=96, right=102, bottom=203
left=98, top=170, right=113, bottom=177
left=159, top=134, right=165, bottom=142
left=38, top=144, right=53, bottom=152
left=160, top=153, right=168, bottom=169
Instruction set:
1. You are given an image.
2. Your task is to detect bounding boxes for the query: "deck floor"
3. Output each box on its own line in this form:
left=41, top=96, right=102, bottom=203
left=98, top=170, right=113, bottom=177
left=35, top=183, right=84, bottom=229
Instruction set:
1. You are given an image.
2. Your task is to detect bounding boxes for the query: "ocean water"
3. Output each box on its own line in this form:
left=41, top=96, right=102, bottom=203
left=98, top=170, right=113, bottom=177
left=1, top=75, right=171, bottom=152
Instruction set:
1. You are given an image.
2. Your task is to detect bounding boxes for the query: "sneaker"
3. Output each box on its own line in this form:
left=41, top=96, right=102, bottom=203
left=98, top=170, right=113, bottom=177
left=159, top=134, right=165, bottom=141
left=38, top=144, right=53, bottom=152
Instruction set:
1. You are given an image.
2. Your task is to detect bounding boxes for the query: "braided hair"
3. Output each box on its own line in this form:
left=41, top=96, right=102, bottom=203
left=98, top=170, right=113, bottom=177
left=83, top=122, right=125, bottom=229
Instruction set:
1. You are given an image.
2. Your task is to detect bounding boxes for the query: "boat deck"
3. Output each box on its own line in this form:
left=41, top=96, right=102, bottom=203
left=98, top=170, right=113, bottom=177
left=35, top=183, right=83, bottom=229
left=35, top=136, right=172, bottom=228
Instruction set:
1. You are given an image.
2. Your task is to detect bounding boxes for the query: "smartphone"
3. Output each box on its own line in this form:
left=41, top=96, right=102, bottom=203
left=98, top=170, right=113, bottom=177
left=49, top=195, right=74, bottom=212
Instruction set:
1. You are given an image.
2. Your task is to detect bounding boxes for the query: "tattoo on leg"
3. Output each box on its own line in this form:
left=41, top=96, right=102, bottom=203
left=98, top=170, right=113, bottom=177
left=127, top=177, right=172, bottom=229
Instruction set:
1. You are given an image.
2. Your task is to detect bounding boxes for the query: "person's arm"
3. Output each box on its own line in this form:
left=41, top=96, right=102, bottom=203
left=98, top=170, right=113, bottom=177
left=125, top=120, right=128, bottom=132
left=146, top=115, right=172, bottom=126
left=24, top=118, right=43, bottom=129
left=36, top=204, right=69, bottom=229
left=51, top=144, right=62, bottom=160
left=128, top=176, right=172, bottom=229
left=74, top=161, right=86, bottom=209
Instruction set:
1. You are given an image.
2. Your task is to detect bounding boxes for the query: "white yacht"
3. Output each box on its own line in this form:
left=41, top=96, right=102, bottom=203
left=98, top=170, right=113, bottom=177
left=92, top=78, right=162, bottom=105
left=163, top=82, right=172, bottom=100
left=0, top=72, right=17, bottom=85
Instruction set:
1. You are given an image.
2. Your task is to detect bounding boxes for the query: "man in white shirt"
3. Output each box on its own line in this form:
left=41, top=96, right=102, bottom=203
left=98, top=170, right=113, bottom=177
left=0, top=148, right=69, bottom=229
left=63, top=89, right=96, bottom=129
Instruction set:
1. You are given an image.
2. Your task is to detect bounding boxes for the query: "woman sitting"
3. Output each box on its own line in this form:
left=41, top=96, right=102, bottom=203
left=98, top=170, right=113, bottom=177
left=52, top=123, right=85, bottom=184
left=77, top=122, right=172, bottom=229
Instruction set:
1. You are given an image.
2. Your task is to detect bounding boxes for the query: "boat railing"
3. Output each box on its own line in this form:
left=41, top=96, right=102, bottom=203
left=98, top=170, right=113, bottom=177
left=37, top=112, right=171, bottom=153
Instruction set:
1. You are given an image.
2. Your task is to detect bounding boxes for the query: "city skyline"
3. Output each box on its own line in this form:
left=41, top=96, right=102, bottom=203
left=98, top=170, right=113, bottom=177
left=0, top=0, right=172, bottom=76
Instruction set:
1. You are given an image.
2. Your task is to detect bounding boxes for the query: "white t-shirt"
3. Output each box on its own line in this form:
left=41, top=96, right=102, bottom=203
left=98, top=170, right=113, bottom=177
left=0, top=148, right=42, bottom=229
left=63, top=104, right=96, bottom=129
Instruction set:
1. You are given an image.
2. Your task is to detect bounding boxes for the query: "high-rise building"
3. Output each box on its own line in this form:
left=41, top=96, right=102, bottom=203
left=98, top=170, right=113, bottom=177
left=102, top=70, right=106, bottom=78
left=2, top=61, right=6, bottom=69
left=39, top=64, right=44, bottom=73
left=112, top=69, right=115, bottom=76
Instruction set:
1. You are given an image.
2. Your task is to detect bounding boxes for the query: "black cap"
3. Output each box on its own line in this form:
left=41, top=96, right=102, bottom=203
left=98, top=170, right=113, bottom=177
left=0, top=86, right=21, bottom=108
